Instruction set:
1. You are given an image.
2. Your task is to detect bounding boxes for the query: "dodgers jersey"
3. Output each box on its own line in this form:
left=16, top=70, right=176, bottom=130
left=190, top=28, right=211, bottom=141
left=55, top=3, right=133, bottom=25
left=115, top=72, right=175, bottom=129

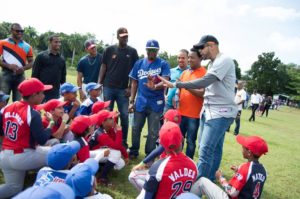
left=143, top=152, right=198, bottom=199
left=34, top=167, right=70, bottom=186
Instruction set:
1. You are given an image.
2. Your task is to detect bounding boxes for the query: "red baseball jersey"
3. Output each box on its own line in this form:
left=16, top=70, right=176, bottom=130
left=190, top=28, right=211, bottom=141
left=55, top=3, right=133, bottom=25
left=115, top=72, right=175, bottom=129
left=143, top=152, right=198, bottom=199
left=229, top=161, right=267, bottom=199
left=1, top=101, right=31, bottom=150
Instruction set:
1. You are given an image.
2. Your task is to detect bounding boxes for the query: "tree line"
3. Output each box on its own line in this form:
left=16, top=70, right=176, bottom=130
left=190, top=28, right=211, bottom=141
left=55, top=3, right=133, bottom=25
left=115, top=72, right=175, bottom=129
left=0, top=22, right=299, bottom=100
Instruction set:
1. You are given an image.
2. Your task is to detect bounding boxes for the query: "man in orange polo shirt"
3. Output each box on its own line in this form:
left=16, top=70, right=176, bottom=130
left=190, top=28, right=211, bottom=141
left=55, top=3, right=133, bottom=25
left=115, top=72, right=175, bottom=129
left=178, top=48, right=206, bottom=159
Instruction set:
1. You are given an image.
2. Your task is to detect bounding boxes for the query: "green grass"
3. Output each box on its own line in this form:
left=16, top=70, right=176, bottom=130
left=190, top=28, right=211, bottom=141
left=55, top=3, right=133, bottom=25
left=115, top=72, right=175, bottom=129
left=1, top=69, right=300, bottom=199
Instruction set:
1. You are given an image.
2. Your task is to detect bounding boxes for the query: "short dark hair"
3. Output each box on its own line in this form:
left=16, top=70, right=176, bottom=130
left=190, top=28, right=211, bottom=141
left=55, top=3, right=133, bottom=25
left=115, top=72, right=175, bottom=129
left=49, top=34, right=60, bottom=42
left=179, top=49, right=189, bottom=57
left=10, top=23, right=21, bottom=30
left=190, top=48, right=201, bottom=58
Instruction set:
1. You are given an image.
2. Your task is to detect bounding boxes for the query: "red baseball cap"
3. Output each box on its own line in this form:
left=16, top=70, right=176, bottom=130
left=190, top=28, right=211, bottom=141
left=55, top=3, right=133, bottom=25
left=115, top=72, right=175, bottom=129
left=163, top=109, right=181, bottom=124
left=36, top=99, right=67, bottom=112
left=159, top=121, right=183, bottom=151
left=18, top=78, right=52, bottom=97
left=91, top=101, right=111, bottom=114
left=70, top=115, right=97, bottom=135
left=236, top=135, right=268, bottom=156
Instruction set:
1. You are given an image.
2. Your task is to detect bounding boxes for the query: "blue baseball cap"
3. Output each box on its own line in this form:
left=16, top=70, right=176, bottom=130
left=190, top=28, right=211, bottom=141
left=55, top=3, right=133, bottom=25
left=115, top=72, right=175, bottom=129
left=0, top=91, right=9, bottom=102
left=146, top=39, right=160, bottom=49
left=65, top=158, right=99, bottom=197
left=60, top=83, right=79, bottom=95
left=176, top=192, right=200, bottom=199
left=47, top=141, right=81, bottom=170
left=13, top=182, right=75, bottom=199
left=85, top=82, right=102, bottom=93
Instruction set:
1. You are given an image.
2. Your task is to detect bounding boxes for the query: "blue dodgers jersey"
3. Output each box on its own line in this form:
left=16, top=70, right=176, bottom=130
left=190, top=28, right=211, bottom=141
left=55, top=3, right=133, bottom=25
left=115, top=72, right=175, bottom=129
left=34, top=167, right=70, bottom=186
left=129, top=57, right=170, bottom=112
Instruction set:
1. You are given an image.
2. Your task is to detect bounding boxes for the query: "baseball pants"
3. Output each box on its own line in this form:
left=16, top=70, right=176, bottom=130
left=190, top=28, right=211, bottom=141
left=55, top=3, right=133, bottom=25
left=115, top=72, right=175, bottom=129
left=90, top=148, right=125, bottom=170
left=128, top=169, right=148, bottom=191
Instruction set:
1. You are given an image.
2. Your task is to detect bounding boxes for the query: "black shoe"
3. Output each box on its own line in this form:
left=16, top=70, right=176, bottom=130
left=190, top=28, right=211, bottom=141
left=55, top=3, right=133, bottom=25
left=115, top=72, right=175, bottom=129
left=129, top=154, right=138, bottom=160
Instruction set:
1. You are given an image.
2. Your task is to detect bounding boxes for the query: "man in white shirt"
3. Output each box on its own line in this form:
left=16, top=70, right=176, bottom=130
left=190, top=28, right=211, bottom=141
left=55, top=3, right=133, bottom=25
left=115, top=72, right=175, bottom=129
left=249, top=90, right=260, bottom=121
left=233, top=81, right=246, bottom=135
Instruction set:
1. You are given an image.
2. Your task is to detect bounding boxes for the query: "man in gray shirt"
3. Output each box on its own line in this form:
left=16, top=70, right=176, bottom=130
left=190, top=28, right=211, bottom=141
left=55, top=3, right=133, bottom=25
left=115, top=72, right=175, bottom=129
left=159, top=35, right=237, bottom=181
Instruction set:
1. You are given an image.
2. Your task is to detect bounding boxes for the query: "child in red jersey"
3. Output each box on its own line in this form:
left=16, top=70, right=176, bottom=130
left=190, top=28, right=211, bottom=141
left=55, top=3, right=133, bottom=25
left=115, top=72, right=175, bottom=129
left=191, top=135, right=268, bottom=199
left=137, top=121, right=198, bottom=199
left=37, top=99, right=72, bottom=144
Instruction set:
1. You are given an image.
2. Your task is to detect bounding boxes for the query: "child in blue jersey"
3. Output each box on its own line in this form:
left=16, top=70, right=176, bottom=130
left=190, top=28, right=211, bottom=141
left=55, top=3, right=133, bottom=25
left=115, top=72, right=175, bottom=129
left=128, top=109, right=181, bottom=191
left=79, top=82, right=102, bottom=115
left=191, top=135, right=268, bottom=199
left=59, top=83, right=81, bottom=120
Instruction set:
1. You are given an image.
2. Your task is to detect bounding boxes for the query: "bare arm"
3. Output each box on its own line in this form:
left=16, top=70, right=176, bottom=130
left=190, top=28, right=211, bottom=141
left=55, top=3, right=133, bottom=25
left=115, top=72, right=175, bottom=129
left=77, top=72, right=86, bottom=102
left=98, top=63, right=107, bottom=84
left=129, top=79, right=138, bottom=112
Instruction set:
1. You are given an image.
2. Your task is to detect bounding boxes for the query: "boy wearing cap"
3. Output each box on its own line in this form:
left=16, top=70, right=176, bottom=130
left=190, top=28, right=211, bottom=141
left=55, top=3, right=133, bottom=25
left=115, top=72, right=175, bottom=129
left=34, top=141, right=81, bottom=186
left=191, top=135, right=268, bottom=199
left=0, top=78, right=53, bottom=198
left=77, top=39, right=103, bottom=102
left=98, top=27, right=139, bottom=148
left=137, top=121, right=198, bottom=199
left=129, top=109, right=182, bottom=191
left=91, top=100, right=111, bottom=114
left=88, top=110, right=128, bottom=186
left=79, top=82, right=102, bottom=115
left=129, top=39, right=170, bottom=159
left=37, top=99, right=73, bottom=144
left=0, top=91, right=9, bottom=110
left=59, top=82, right=81, bottom=120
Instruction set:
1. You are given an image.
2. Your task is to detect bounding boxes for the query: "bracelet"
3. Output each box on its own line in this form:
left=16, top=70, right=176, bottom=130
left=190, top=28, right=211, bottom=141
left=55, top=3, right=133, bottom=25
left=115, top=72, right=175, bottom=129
left=129, top=99, right=134, bottom=104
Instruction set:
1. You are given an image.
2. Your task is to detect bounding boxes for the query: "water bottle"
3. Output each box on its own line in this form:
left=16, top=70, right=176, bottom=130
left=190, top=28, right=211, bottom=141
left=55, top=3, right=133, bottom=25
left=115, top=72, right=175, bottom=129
left=129, top=112, right=134, bottom=127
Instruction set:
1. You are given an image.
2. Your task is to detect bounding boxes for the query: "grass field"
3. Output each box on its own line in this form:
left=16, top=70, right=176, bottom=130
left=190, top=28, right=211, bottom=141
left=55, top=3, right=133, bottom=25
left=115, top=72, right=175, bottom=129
left=1, top=69, right=300, bottom=199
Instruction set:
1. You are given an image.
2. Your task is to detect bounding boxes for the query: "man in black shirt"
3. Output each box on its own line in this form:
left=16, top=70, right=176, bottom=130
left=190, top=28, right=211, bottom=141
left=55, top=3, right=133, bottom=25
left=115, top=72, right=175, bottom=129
left=98, top=27, right=139, bottom=148
left=32, top=35, right=66, bottom=102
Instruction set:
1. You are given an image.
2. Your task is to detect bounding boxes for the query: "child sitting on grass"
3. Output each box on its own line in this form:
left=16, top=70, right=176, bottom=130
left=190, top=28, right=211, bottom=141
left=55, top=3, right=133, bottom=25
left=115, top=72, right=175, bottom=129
left=191, top=135, right=268, bottom=199
left=79, top=82, right=102, bottom=115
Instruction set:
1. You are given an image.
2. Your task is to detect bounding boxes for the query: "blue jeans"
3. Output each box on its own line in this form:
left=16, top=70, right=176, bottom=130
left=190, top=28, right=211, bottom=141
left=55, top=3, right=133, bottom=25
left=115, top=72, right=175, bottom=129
left=234, top=111, right=242, bottom=135
left=197, top=117, right=234, bottom=181
left=180, top=116, right=200, bottom=159
left=0, top=71, right=24, bottom=101
left=130, top=107, right=161, bottom=157
left=103, top=87, right=129, bottom=147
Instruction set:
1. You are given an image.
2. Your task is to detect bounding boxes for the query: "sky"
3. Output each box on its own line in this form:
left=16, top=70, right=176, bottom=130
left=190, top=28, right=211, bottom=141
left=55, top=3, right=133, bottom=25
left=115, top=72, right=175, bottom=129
left=1, top=0, right=300, bottom=73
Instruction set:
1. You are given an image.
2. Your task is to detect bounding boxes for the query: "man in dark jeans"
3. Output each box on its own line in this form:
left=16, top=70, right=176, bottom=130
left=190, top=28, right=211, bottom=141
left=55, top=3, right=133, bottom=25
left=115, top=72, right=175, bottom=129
left=0, top=23, right=33, bottom=101
left=98, top=27, right=139, bottom=148
left=261, top=96, right=272, bottom=117
left=32, top=35, right=66, bottom=102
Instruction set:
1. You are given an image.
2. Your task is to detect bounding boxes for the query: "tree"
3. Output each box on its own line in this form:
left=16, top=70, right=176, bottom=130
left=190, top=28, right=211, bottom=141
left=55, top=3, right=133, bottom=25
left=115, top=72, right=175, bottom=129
left=233, top=59, right=241, bottom=80
left=23, top=26, right=38, bottom=50
left=0, top=22, right=11, bottom=39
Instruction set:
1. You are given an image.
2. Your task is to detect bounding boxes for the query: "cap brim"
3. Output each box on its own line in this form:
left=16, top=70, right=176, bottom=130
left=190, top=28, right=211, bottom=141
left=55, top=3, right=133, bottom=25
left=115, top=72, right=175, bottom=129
left=35, top=104, right=44, bottom=111
left=84, top=158, right=99, bottom=175
left=193, top=43, right=205, bottom=49
left=58, top=101, right=68, bottom=108
left=89, top=113, right=100, bottom=125
left=236, top=135, right=248, bottom=147
left=119, top=33, right=128, bottom=37
left=87, top=44, right=96, bottom=50
left=103, top=100, right=111, bottom=108
left=146, top=47, right=159, bottom=49
left=0, top=95, right=9, bottom=102
left=43, top=85, right=53, bottom=92
left=68, top=141, right=81, bottom=154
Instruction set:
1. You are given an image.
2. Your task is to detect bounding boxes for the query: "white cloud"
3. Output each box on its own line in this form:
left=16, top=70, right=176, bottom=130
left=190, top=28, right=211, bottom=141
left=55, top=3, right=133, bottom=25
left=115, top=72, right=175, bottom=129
left=254, top=6, right=300, bottom=21
left=236, top=4, right=251, bottom=16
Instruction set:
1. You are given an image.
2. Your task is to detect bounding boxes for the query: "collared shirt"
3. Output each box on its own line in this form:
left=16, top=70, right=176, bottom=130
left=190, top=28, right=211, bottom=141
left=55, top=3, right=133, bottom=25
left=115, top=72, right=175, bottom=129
left=166, top=66, right=188, bottom=107
left=32, top=50, right=66, bottom=95
left=250, top=94, right=261, bottom=104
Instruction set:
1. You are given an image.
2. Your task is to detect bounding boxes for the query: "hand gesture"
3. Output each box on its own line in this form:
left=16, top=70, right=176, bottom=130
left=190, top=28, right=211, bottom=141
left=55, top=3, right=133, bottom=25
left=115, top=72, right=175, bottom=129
left=73, top=99, right=81, bottom=108
left=132, top=163, right=148, bottom=171
left=157, top=75, right=174, bottom=88
left=215, top=169, right=223, bottom=180
left=45, top=112, right=53, bottom=121
left=62, top=113, right=69, bottom=122
left=103, top=149, right=110, bottom=157
left=79, top=90, right=86, bottom=102
left=144, top=75, right=156, bottom=90
left=230, top=165, right=238, bottom=173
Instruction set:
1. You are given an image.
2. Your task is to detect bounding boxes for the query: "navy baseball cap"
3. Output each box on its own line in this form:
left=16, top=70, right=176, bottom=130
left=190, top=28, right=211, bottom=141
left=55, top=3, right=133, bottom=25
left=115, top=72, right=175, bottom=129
left=47, top=141, right=81, bottom=170
left=84, top=39, right=96, bottom=50
left=193, top=35, right=219, bottom=49
left=0, top=91, right=9, bottom=102
left=65, top=158, right=99, bottom=197
left=117, top=27, right=129, bottom=37
left=146, top=39, right=160, bottom=49
left=60, top=83, right=79, bottom=95
left=85, top=82, right=102, bottom=93
left=13, top=182, right=75, bottom=199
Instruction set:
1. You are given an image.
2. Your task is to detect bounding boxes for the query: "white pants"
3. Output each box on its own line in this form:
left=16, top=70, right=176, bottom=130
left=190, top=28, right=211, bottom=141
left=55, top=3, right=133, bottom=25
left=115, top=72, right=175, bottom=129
left=128, top=169, right=148, bottom=191
left=90, top=148, right=125, bottom=170
left=191, top=177, right=229, bottom=199
left=0, top=146, right=51, bottom=198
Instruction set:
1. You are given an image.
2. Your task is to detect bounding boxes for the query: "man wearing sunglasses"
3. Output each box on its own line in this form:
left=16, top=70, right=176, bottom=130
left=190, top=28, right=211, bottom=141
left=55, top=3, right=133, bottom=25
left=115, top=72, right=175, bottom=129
left=0, top=23, right=33, bottom=101
left=128, top=39, right=170, bottom=159
left=158, top=35, right=238, bottom=181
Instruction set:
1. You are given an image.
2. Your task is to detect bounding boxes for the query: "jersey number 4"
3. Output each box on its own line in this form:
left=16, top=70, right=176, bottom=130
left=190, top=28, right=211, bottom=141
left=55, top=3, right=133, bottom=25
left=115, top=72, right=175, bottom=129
left=170, top=180, right=193, bottom=199
left=5, top=121, right=19, bottom=141
left=253, top=182, right=261, bottom=199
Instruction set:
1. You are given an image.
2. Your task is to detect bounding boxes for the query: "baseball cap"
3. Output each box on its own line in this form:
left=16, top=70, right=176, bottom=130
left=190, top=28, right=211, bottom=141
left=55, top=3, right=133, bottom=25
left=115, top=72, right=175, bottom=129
left=146, top=39, right=160, bottom=49
left=70, top=115, right=97, bottom=135
left=13, top=182, right=75, bottom=199
left=84, top=39, right=96, bottom=50
left=177, top=192, right=200, bottom=199
left=159, top=121, right=183, bottom=151
left=193, top=35, right=219, bottom=49
left=163, top=109, right=181, bottom=124
left=60, top=83, right=79, bottom=95
left=90, top=110, right=117, bottom=126
left=117, top=27, right=128, bottom=37
left=85, top=82, right=102, bottom=93
left=36, top=99, right=67, bottom=112
left=91, top=100, right=111, bottom=114
left=65, top=158, right=99, bottom=197
left=47, top=141, right=81, bottom=170
left=18, top=78, right=52, bottom=97
left=236, top=135, right=268, bottom=156
left=0, top=91, right=9, bottom=102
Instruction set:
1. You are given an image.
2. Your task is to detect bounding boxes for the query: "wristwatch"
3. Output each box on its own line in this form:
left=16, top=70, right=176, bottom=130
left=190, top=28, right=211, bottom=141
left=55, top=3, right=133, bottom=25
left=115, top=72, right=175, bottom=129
left=129, top=99, right=135, bottom=104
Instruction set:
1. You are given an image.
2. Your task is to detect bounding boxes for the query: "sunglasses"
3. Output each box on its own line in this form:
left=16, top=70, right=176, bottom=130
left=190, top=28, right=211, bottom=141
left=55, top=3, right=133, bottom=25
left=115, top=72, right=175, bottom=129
left=13, top=29, right=24, bottom=33
left=147, top=49, right=158, bottom=53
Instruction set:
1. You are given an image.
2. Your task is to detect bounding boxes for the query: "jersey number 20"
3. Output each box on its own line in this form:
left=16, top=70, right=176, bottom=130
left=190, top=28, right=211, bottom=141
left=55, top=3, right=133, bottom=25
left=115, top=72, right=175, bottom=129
left=5, top=121, right=19, bottom=141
